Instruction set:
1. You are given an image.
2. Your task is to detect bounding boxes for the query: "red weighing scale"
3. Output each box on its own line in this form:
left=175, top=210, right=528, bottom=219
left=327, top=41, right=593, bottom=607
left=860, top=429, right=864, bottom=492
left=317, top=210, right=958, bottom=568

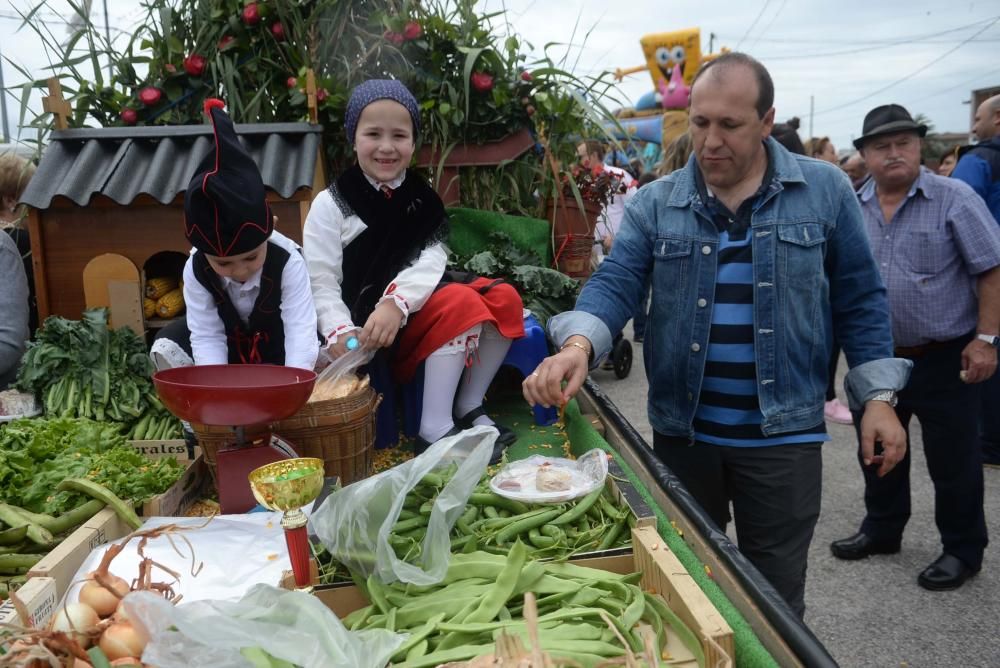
left=153, top=365, right=317, bottom=514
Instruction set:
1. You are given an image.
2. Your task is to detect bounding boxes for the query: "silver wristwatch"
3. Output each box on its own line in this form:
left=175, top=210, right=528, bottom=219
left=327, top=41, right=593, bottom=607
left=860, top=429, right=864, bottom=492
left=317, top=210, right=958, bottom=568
left=868, top=390, right=898, bottom=407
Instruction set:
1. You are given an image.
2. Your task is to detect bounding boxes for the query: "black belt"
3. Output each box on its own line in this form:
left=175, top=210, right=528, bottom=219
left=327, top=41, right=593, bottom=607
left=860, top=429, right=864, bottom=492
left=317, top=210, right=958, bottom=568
left=894, top=335, right=968, bottom=358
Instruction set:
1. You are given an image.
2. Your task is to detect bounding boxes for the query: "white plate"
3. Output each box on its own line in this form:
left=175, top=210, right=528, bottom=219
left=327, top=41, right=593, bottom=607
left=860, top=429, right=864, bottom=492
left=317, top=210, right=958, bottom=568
left=489, top=450, right=608, bottom=504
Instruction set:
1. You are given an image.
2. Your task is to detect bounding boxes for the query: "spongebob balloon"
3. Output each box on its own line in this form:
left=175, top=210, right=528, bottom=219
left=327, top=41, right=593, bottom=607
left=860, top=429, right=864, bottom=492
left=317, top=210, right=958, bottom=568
left=641, top=28, right=702, bottom=96
left=606, top=28, right=723, bottom=150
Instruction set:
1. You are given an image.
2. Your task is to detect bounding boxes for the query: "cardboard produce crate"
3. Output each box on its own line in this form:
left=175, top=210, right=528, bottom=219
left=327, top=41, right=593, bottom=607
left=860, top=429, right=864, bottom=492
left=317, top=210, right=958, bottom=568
left=288, top=526, right=734, bottom=667
left=0, top=577, right=58, bottom=629
left=26, top=452, right=210, bottom=601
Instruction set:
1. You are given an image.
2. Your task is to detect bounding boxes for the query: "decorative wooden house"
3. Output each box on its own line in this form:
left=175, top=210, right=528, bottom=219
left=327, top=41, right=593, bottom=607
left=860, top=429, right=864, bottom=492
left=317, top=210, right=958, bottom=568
left=19, top=121, right=324, bottom=337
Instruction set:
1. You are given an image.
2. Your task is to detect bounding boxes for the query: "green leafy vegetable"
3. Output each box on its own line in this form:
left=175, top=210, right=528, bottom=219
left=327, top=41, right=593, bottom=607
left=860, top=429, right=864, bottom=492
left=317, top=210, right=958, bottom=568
left=14, top=308, right=181, bottom=435
left=0, top=418, right=183, bottom=514
left=449, top=231, right=579, bottom=324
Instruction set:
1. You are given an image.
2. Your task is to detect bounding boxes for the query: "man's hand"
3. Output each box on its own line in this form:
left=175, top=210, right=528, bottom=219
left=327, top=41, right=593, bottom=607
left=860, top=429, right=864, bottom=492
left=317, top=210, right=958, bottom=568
left=860, top=401, right=907, bottom=477
left=361, top=301, right=404, bottom=350
left=960, top=339, right=997, bottom=384
left=522, top=339, right=591, bottom=408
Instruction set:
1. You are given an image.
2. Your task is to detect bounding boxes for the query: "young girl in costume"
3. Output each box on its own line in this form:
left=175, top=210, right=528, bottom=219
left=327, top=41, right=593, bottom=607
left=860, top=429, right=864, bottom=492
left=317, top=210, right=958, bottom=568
left=151, top=100, right=319, bottom=372
left=303, top=80, right=524, bottom=461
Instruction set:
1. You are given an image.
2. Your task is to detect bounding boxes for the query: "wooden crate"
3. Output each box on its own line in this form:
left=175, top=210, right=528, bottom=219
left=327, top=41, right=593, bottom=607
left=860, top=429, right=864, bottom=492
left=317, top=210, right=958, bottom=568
left=25, top=508, right=132, bottom=601
left=0, top=577, right=58, bottom=629
left=290, top=526, right=733, bottom=667
left=25, top=454, right=210, bottom=601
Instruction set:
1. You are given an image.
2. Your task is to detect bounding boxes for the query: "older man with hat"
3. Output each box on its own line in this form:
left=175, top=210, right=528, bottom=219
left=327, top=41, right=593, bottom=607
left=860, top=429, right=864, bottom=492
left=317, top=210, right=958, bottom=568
left=830, top=104, right=1000, bottom=591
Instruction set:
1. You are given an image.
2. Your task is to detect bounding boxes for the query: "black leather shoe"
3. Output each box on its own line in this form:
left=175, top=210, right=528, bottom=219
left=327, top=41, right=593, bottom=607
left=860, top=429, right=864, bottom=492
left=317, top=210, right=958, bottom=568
left=830, top=532, right=901, bottom=560
left=413, top=425, right=462, bottom=456
left=454, top=406, right=517, bottom=447
left=917, top=554, right=979, bottom=591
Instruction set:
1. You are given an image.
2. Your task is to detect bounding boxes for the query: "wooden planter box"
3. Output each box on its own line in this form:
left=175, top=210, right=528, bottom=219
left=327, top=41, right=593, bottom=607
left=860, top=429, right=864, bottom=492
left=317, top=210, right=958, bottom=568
left=415, top=127, right=536, bottom=206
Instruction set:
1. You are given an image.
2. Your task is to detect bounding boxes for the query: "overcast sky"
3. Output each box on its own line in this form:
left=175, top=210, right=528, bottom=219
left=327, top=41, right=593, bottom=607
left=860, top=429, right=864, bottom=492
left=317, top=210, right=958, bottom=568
left=2, top=0, right=999, bottom=154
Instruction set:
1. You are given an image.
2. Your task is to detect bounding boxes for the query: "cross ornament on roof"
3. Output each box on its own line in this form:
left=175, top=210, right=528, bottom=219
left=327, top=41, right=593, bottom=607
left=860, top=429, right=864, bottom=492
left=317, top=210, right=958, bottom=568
left=42, top=78, right=72, bottom=130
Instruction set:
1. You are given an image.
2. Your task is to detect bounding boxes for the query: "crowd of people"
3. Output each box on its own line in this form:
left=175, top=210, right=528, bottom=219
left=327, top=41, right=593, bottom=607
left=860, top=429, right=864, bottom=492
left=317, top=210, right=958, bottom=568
left=525, top=52, right=1000, bottom=617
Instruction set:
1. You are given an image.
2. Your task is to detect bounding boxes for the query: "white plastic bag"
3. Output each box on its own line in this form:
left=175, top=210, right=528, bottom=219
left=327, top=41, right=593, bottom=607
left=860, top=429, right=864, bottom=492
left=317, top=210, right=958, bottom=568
left=309, top=425, right=495, bottom=585
left=311, top=345, right=375, bottom=398
left=489, top=449, right=609, bottom=504
left=128, top=585, right=406, bottom=668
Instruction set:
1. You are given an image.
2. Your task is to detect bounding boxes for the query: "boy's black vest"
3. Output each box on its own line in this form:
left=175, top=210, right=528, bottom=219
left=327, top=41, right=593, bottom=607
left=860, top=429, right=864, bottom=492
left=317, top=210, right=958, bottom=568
left=191, top=240, right=290, bottom=364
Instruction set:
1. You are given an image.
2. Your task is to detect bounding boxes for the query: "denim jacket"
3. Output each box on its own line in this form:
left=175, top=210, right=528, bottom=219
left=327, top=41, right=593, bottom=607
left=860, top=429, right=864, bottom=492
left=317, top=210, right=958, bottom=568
left=550, top=138, right=912, bottom=439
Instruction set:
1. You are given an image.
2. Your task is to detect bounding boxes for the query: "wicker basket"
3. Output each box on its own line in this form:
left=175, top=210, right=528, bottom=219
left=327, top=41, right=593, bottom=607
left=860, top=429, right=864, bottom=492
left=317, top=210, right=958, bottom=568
left=188, top=423, right=272, bottom=484
left=553, top=232, right=596, bottom=278
left=268, top=385, right=382, bottom=485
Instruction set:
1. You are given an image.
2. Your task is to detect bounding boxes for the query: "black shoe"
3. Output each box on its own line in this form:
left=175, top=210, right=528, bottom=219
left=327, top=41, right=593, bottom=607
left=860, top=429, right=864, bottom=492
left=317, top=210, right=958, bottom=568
left=917, top=554, right=979, bottom=591
left=454, top=406, right=517, bottom=447
left=830, top=532, right=901, bottom=560
left=413, top=425, right=462, bottom=456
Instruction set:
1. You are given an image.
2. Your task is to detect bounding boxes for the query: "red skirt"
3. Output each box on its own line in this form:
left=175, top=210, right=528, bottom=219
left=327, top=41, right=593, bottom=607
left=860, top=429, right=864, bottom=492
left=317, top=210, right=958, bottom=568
left=394, top=278, right=525, bottom=382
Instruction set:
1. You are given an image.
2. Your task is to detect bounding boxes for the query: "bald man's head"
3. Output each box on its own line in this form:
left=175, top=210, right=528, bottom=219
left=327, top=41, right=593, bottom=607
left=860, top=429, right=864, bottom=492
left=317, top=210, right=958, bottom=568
left=972, top=94, right=1000, bottom=142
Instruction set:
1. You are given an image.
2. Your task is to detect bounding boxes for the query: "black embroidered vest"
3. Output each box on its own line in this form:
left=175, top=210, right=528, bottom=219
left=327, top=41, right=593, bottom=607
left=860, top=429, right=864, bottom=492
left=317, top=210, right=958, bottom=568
left=191, top=241, right=291, bottom=364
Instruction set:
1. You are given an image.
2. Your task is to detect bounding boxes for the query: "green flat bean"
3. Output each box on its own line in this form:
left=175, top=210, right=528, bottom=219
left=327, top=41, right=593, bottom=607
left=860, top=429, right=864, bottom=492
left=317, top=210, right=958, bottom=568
left=468, top=493, right=531, bottom=515
left=540, top=524, right=566, bottom=541
left=645, top=591, right=705, bottom=666
left=621, top=585, right=646, bottom=629
left=343, top=604, right=373, bottom=630
left=494, top=508, right=563, bottom=545
left=528, top=528, right=556, bottom=549
left=391, top=643, right=495, bottom=668
left=393, top=516, right=428, bottom=534
left=0, top=554, right=42, bottom=571
left=551, top=487, right=604, bottom=526
left=464, top=540, right=527, bottom=623
left=404, top=639, right=429, bottom=662
left=0, top=526, right=28, bottom=546
left=0, top=504, right=53, bottom=545
left=483, top=506, right=500, bottom=519
left=597, top=516, right=628, bottom=550
left=366, top=573, right=392, bottom=615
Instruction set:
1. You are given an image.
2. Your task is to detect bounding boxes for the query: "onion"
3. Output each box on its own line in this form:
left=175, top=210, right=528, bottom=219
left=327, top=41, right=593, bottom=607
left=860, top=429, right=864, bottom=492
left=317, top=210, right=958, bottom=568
left=79, top=573, right=130, bottom=618
left=50, top=602, right=100, bottom=648
left=99, top=621, right=147, bottom=661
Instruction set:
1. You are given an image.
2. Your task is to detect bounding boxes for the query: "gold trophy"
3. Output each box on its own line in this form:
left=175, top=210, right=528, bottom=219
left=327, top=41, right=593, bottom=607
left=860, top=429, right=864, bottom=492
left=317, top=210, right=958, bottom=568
left=249, top=457, right=325, bottom=589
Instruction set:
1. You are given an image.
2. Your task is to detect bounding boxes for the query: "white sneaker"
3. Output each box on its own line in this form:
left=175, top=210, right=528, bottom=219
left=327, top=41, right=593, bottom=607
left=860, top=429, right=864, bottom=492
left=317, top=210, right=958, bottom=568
left=824, top=398, right=853, bottom=425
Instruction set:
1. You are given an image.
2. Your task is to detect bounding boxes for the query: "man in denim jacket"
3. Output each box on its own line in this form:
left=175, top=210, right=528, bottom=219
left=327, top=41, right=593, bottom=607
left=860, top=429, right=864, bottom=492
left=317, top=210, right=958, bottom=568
left=523, top=53, right=911, bottom=617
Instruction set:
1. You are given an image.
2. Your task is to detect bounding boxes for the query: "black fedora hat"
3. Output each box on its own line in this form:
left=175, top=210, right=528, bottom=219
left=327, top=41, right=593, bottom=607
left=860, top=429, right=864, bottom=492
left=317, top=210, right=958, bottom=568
left=853, top=104, right=927, bottom=150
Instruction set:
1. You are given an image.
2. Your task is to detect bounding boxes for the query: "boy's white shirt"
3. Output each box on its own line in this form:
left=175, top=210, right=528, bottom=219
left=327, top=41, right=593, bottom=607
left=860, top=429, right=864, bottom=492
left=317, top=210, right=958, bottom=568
left=182, top=230, right=319, bottom=370
left=303, top=176, right=448, bottom=344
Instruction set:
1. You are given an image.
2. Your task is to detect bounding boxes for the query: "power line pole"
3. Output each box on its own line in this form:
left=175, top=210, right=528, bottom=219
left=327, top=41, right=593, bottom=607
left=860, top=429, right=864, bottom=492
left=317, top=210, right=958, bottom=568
left=0, top=42, right=10, bottom=143
left=809, top=95, right=814, bottom=139
left=709, top=32, right=716, bottom=54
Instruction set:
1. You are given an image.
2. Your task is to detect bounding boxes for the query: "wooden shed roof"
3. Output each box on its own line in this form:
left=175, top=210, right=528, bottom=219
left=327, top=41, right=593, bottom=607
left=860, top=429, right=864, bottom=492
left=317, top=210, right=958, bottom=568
left=20, top=123, right=323, bottom=209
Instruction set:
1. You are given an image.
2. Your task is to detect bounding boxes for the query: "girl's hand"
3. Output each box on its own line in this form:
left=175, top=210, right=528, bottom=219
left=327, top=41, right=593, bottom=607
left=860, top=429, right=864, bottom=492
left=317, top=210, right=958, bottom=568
left=325, top=336, right=352, bottom=359
left=361, top=301, right=404, bottom=349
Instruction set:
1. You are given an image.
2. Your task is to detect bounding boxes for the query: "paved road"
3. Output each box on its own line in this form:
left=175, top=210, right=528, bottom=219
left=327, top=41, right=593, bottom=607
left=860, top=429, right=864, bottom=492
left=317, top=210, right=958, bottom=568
left=590, top=329, right=1000, bottom=667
